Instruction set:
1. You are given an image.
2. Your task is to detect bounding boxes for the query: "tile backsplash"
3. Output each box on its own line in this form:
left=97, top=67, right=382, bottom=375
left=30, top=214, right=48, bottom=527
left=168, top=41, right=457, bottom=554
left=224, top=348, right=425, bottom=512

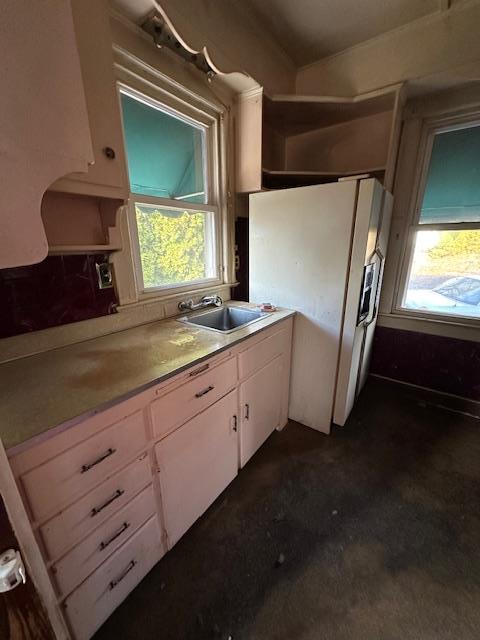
left=0, top=254, right=118, bottom=339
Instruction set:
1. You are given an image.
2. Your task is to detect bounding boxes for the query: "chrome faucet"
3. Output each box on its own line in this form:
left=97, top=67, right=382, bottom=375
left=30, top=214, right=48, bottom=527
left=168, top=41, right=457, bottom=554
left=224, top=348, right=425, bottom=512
left=178, top=294, right=223, bottom=312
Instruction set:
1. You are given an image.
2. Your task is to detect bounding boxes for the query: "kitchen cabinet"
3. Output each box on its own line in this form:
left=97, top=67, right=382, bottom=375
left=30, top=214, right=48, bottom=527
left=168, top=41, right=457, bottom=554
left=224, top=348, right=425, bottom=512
left=0, top=0, right=93, bottom=268
left=7, top=314, right=293, bottom=640
left=155, top=390, right=239, bottom=548
left=239, top=356, right=284, bottom=467
left=50, top=0, right=129, bottom=199
left=235, top=85, right=404, bottom=194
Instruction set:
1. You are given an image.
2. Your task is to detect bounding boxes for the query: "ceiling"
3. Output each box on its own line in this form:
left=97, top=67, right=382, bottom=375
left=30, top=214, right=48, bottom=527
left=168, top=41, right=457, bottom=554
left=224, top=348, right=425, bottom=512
left=243, top=0, right=442, bottom=67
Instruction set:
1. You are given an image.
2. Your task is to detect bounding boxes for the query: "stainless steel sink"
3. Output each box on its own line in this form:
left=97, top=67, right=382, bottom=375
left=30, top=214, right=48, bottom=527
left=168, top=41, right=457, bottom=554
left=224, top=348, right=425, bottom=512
left=179, top=306, right=267, bottom=333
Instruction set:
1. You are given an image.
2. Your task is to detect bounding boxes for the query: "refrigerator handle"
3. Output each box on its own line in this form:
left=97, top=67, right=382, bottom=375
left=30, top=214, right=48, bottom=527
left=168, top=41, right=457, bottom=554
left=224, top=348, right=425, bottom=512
left=365, top=248, right=385, bottom=327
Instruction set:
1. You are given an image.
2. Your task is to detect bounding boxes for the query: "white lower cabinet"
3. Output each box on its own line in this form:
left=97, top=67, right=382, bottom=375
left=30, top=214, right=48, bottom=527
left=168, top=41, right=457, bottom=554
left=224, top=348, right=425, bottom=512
left=9, top=316, right=293, bottom=640
left=239, top=355, right=285, bottom=467
left=155, top=390, right=239, bottom=548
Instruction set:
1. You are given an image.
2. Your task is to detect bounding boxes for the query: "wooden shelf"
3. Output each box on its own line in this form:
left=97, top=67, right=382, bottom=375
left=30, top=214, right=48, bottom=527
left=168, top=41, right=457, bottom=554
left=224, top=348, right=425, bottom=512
left=262, top=167, right=386, bottom=189
left=235, top=84, right=404, bottom=194
left=48, top=243, right=121, bottom=255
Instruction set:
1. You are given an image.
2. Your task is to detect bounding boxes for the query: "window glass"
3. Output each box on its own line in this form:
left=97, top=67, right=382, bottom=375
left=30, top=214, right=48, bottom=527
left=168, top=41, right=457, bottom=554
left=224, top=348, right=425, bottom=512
left=404, top=229, right=480, bottom=318
left=120, top=92, right=206, bottom=203
left=420, top=124, right=480, bottom=224
left=135, top=204, right=216, bottom=289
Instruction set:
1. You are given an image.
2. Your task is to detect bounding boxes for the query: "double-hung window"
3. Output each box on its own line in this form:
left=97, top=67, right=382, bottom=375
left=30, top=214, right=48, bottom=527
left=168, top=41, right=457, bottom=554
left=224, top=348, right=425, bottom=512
left=119, top=86, right=221, bottom=295
left=399, top=116, right=480, bottom=321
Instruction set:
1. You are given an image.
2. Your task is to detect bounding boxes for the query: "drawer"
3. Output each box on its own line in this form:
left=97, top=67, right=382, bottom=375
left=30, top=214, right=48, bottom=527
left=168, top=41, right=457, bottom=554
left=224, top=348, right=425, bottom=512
left=64, top=516, right=163, bottom=640
left=239, top=325, right=290, bottom=379
left=151, top=356, right=237, bottom=440
left=39, top=453, right=152, bottom=560
left=52, top=483, right=156, bottom=597
left=21, top=410, right=148, bottom=522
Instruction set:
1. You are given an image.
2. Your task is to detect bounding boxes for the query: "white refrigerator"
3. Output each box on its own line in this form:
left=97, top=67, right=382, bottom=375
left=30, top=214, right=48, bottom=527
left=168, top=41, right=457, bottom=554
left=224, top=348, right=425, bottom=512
left=249, top=178, right=393, bottom=434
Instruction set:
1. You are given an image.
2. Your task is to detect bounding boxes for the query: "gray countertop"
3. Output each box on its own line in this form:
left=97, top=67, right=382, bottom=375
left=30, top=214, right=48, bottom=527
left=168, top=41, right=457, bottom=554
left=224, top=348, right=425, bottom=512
left=0, top=304, right=294, bottom=452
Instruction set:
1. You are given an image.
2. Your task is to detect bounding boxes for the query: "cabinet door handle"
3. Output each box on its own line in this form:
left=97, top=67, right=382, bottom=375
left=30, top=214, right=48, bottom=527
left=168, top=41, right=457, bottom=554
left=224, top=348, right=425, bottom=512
left=109, top=560, right=136, bottom=591
left=90, top=489, right=124, bottom=517
left=81, top=448, right=116, bottom=474
left=195, top=385, right=214, bottom=398
left=189, top=363, right=209, bottom=377
left=99, top=522, right=130, bottom=551
left=232, top=415, right=238, bottom=432
left=245, top=403, right=250, bottom=420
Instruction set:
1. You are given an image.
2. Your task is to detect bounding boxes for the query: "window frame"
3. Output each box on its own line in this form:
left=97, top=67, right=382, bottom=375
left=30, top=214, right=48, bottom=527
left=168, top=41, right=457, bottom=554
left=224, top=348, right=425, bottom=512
left=116, top=75, right=226, bottom=301
left=395, top=111, right=480, bottom=327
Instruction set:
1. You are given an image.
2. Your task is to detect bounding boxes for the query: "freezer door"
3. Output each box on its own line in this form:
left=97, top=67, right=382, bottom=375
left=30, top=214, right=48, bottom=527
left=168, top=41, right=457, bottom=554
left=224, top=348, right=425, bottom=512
left=333, top=181, right=391, bottom=426
left=249, top=181, right=358, bottom=434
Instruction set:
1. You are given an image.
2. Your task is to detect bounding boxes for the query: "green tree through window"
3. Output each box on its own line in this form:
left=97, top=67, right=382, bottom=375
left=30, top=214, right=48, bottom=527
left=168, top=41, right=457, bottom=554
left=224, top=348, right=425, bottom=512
left=136, top=205, right=209, bottom=288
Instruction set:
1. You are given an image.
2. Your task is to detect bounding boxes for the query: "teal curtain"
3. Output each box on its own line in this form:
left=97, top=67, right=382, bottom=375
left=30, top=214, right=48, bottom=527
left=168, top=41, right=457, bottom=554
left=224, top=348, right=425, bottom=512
left=420, top=125, right=480, bottom=224
left=120, top=93, right=205, bottom=203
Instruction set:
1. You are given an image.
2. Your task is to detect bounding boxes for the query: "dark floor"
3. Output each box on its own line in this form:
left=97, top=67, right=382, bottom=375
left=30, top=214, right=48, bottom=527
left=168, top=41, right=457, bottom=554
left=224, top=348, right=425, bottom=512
left=94, top=378, right=480, bottom=640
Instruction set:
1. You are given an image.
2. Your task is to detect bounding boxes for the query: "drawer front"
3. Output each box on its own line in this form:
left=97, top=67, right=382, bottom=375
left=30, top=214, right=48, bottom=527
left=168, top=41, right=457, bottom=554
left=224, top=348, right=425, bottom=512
left=52, top=483, right=156, bottom=597
left=64, top=516, right=163, bottom=640
left=239, top=326, right=289, bottom=380
left=151, top=356, right=237, bottom=441
left=21, top=410, right=148, bottom=522
left=40, top=453, right=152, bottom=560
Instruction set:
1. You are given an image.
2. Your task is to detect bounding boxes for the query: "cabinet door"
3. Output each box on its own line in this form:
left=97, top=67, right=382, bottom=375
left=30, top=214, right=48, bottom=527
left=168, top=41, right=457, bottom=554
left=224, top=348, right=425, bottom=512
left=155, top=391, right=238, bottom=548
left=51, top=0, right=128, bottom=199
left=239, top=355, right=284, bottom=467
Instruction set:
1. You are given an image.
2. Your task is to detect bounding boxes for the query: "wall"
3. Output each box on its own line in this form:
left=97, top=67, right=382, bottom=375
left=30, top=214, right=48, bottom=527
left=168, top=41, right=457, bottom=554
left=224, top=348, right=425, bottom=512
left=0, top=255, right=118, bottom=339
left=111, top=0, right=296, bottom=95
left=296, top=1, right=480, bottom=96
left=371, top=326, right=480, bottom=402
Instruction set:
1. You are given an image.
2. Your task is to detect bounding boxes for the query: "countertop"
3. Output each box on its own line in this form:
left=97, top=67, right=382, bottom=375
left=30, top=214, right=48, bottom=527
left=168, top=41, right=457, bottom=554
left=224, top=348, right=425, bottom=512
left=0, top=303, right=294, bottom=453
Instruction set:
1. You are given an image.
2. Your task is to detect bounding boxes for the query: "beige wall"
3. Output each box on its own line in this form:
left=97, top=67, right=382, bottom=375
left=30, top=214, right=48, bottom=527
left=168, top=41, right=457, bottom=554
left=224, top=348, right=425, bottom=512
left=111, top=0, right=296, bottom=95
left=296, top=1, right=480, bottom=96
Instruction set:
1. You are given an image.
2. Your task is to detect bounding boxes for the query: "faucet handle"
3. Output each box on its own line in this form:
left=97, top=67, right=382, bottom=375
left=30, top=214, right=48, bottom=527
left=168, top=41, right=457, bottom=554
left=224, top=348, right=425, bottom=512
left=178, top=299, right=194, bottom=311
left=202, top=294, right=223, bottom=307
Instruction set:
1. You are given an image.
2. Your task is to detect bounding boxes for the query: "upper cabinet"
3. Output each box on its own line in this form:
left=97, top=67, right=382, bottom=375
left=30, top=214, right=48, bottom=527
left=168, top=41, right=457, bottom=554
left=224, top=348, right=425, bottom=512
left=50, top=0, right=129, bottom=200
left=235, top=85, right=404, bottom=194
left=0, top=0, right=94, bottom=268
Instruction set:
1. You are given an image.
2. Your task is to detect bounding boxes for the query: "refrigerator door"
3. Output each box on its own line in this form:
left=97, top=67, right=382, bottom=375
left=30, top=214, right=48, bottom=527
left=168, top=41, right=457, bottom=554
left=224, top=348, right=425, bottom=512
left=333, top=184, right=393, bottom=426
left=249, top=181, right=358, bottom=434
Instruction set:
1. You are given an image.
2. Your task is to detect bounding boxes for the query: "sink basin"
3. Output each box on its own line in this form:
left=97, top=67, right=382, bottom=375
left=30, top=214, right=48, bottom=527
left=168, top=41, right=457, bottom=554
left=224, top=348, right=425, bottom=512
left=179, top=306, right=267, bottom=333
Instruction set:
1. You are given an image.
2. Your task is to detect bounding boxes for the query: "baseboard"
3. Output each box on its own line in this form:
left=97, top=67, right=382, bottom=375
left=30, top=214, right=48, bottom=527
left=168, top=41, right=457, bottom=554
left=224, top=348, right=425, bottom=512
left=370, top=374, right=480, bottom=419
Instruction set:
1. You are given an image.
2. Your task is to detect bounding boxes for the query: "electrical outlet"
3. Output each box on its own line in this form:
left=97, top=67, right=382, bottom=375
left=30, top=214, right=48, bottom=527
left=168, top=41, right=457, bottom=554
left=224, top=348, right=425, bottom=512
left=95, top=261, right=114, bottom=289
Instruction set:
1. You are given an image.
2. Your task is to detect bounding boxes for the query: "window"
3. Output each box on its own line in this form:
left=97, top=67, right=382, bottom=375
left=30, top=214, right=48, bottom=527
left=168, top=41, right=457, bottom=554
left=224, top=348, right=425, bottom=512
left=400, top=118, right=480, bottom=321
left=119, top=87, right=221, bottom=294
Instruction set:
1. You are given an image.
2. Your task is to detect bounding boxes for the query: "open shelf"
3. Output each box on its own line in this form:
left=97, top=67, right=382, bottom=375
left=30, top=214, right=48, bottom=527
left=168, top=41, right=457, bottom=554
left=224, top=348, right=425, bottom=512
left=262, top=167, right=386, bottom=189
left=42, top=191, right=123, bottom=256
left=235, top=85, right=404, bottom=193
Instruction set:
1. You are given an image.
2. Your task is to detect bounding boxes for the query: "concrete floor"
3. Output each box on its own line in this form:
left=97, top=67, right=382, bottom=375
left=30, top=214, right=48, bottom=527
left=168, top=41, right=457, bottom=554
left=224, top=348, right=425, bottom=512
left=94, top=378, right=480, bottom=640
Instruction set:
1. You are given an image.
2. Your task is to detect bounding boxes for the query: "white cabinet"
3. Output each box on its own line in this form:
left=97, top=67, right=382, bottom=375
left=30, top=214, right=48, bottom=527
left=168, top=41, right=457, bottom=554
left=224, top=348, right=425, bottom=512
left=239, top=356, right=284, bottom=467
left=8, top=316, right=293, bottom=640
left=0, top=0, right=93, bottom=268
left=155, top=390, right=239, bottom=548
left=51, top=0, right=129, bottom=199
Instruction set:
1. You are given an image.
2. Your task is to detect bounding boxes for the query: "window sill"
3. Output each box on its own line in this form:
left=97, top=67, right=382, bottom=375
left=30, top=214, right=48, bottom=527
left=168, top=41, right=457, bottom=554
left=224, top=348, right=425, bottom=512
left=116, top=281, right=236, bottom=314
left=377, top=311, right=480, bottom=342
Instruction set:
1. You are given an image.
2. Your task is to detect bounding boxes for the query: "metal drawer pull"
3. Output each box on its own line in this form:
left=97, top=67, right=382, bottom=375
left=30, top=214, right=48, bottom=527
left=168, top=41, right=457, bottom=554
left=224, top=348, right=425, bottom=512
left=81, top=448, right=116, bottom=474
left=245, top=403, right=250, bottom=420
left=90, top=489, right=124, bottom=517
left=99, top=522, right=130, bottom=551
left=233, top=415, right=238, bottom=432
left=189, top=363, right=209, bottom=377
left=195, top=385, right=214, bottom=398
left=109, top=560, right=136, bottom=591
